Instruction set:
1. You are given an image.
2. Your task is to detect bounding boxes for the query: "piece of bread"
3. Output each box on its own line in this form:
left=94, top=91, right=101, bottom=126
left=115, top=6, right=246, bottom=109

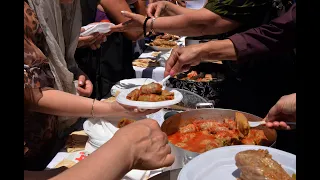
left=55, top=159, right=76, bottom=168
left=65, top=131, right=88, bottom=153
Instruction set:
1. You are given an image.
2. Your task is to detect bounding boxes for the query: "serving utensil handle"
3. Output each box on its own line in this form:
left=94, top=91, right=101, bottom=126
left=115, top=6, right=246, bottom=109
left=196, top=103, right=214, bottom=109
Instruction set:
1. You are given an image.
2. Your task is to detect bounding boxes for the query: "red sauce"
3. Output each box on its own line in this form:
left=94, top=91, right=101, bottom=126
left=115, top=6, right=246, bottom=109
left=168, top=120, right=267, bottom=153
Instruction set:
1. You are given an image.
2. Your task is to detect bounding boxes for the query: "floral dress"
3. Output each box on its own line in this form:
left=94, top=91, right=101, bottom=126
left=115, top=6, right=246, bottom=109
left=24, top=2, right=59, bottom=170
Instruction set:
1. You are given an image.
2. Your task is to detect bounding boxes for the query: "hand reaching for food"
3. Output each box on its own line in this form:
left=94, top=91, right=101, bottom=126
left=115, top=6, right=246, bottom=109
left=113, top=119, right=175, bottom=170
left=165, top=44, right=204, bottom=77
left=264, top=93, right=296, bottom=130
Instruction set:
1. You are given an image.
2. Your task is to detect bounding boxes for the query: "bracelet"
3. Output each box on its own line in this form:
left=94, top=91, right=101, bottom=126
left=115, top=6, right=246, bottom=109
left=150, top=17, right=157, bottom=34
left=91, top=99, right=96, bottom=119
left=143, top=16, right=152, bottom=37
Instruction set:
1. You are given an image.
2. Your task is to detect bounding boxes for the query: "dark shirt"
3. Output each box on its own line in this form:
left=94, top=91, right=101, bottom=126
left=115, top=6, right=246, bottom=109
left=229, top=4, right=296, bottom=62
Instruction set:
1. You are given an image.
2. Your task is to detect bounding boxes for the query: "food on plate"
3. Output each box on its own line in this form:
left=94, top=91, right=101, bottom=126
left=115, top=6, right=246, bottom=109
left=126, top=82, right=175, bottom=102
left=132, top=58, right=160, bottom=68
left=168, top=112, right=268, bottom=153
left=174, top=70, right=220, bottom=82
left=118, top=118, right=136, bottom=128
left=149, top=39, right=178, bottom=49
left=55, top=151, right=89, bottom=168
left=151, top=51, right=161, bottom=57
left=235, top=149, right=293, bottom=180
left=65, top=130, right=88, bottom=153
left=140, top=82, right=162, bottom=94
left=156, top=33, right=180, bottom=41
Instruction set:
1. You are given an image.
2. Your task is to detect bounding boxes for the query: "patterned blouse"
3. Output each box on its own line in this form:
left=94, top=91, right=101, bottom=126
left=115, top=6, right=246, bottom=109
left=24, top=2, right=59, bottom=170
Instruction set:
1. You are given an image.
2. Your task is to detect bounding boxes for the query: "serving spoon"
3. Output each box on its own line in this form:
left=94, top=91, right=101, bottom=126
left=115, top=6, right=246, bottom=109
left=249, top=120, right=296, bottom=127
left=159, top=75, right=171, bottom=90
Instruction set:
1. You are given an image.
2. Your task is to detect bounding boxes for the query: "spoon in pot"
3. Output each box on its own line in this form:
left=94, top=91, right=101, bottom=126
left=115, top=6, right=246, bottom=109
left=249, top=120, right=296, bottom=127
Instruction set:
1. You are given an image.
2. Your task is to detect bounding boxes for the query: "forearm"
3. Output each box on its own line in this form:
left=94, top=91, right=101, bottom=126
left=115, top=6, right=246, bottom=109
left=200, top=39, right=237, bottom=61
left=30, top=89, right=115, bottom=118
left=25, top=168, right=67, bottom=180
left=147, top=9, right=239, bottom=36
left=100, top=0, right=143, bottom=40
left=147, top=15, right=205, bottom=36
left=50, top=138, right=132, bottom=180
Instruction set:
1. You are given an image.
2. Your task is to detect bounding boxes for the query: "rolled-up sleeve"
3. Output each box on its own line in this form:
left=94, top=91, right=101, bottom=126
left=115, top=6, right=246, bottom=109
left=229, top=4, right=296, bottom=62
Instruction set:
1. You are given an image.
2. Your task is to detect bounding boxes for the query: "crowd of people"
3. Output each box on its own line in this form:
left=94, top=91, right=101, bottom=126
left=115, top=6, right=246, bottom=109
left=24, top=0, right=296, bottom=179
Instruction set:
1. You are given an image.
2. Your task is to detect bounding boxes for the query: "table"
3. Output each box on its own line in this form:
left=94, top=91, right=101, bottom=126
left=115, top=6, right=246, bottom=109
left=133, top=47, right=165, bottom=82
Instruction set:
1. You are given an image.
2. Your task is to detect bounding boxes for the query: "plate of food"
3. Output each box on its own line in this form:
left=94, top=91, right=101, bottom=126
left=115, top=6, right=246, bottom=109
left=132, top=58, right=160, bottom=68
left=110, top=78, right=156, bottom=96
left=178, top=145, right=296, bottom=180
left=146, top=38, right=182, bottom=51
left=116, top=82, right=183, bottom=109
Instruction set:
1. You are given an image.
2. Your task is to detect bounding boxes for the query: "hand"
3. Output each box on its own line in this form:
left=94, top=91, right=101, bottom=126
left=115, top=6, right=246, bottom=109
left=113, top=119, right=175, bottom=170
left=164, top=44, right=204, bottom=76
left=168, top=0, right=186, bottom=7
left=111, top=11, right=146, bottom=33
left=147, top=1, right=169, bottom=18
left=109, top=101, right=160, bottom=118
left=264, top=93, right=296, bottom=130
left=77, top=24, right=108, bottom=50
left=77, top=75, right=93, bottom=97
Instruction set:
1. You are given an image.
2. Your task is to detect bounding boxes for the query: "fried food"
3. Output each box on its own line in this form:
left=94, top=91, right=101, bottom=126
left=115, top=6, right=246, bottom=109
left=235, top=112, right=250, bottom=137
left=126, top=82, right=175, bottom=102
left=132, top=58, right=160, bottom=68
left=156, top=33, right=180, bottom=41
left=150, top=39, right=178, bottom=48
left=235, top=149, right=293, bottom=180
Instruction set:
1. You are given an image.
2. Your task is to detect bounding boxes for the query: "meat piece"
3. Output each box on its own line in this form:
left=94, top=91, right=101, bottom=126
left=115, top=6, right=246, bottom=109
left=161, top=90, right=174, bottom=100
left=137, top=94, right=165, bottom=102
left=235, top=149, right=292, bottom=180
left=140, top=82, right=162, bottom=94
left=179, top=124, right=199, bottom=133
left=126, top=89, right=140, bottom=100
left=235, top=112, right=250, bottom=137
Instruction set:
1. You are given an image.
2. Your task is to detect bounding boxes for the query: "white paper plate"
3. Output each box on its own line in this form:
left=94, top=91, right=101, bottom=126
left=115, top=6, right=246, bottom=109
left=111, top=78, right=156, bottom=96
left=116, top=88, right=183, bottom=109
left=80, top=22, right=115, bottom=36
left=178, top=145, right=296, bottom=180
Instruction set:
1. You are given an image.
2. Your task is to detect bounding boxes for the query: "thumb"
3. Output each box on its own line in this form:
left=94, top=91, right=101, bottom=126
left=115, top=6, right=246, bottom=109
left=121, top=11, right=138, bottom=20
left=78, top=75, right=86, bottom=86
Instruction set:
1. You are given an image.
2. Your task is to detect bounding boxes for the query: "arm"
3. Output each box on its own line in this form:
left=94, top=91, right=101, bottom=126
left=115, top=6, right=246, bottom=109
left=49, top=119, right=174, bottom=180
left=148, top=8, right=240, bottom=36
left=50, top=138, right=132, bottom=180
left=100, top=0, right=143, bottom=40
left=229, top=4, right=296, bottom=62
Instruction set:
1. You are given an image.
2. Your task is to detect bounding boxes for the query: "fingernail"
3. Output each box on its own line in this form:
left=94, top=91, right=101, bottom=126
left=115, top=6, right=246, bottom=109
left=169, top=70, right=175, bottom=76
left=121, top=11, right=126, bottom=14
left=79, top=81, right=83, bottom=85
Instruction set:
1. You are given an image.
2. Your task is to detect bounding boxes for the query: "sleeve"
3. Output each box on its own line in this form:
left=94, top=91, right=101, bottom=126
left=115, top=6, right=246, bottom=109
left=204, top=0, right=271, bottom=25
left=228, top=3, right=296, bottom=62
left=24, top=65, right=55, bottom=108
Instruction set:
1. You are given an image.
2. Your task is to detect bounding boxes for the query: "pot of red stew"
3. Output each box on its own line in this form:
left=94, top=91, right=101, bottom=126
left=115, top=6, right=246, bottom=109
left=161, top=108, right=277, bottom=170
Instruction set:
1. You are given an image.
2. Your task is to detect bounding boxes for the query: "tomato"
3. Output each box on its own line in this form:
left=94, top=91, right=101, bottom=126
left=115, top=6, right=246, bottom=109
left=100, top=19, right=111, bottom=23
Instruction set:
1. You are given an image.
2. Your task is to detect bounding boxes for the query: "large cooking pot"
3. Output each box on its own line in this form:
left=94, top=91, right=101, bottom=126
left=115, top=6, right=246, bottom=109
left=161, top=108, right=277, bottom=170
